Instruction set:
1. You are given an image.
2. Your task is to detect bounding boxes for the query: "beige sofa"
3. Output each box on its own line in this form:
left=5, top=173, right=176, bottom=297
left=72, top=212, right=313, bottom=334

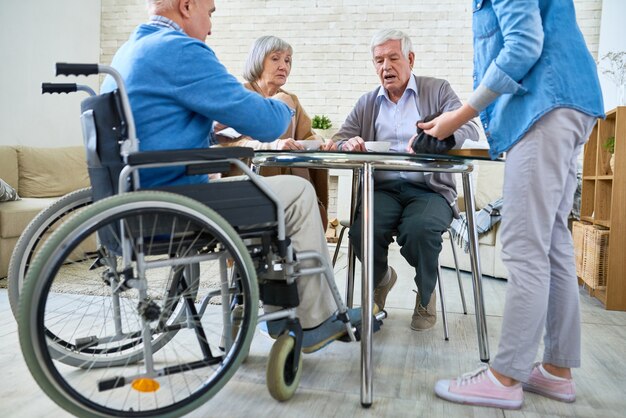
left=0, top=145, right=89, bottom=278
left=439, top=161, right=508, bottom=279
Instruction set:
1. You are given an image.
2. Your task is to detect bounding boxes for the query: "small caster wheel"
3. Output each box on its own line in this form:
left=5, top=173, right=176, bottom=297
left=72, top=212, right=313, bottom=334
left=266, top=333, right=302, bottom=401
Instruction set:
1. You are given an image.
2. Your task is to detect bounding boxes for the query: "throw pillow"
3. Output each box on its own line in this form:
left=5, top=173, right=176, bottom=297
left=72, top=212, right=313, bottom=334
left=0, top=177, right=20, bottom=202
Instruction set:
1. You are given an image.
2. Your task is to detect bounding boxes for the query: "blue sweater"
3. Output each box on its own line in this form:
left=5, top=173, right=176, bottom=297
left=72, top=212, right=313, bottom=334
left=101, top=24, right=291, bottom=187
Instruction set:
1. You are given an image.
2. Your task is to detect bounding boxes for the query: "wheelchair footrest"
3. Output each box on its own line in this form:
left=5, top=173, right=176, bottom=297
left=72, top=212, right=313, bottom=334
left=339, top=314, right=383, bottom=343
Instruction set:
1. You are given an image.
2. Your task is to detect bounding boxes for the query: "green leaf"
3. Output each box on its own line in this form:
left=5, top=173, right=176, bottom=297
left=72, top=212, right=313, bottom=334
left=312, top=115, right=332, bottom=130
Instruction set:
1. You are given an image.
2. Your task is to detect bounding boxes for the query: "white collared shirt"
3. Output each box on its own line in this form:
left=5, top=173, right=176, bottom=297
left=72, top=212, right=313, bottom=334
left=374, top=75, right=425, bottom=184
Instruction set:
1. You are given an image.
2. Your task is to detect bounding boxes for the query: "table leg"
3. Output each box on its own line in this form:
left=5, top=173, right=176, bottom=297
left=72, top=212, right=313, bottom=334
left=462, top=172, right=490, bottom=362
left=360, top=163, right=374, bottom=407
left=345, top=169, right=361, bottom=309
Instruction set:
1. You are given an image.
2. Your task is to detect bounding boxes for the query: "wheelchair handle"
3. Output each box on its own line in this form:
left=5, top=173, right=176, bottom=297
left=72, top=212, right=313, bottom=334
left=42, top=83, right=96, bottom=97
left=56, top=63, right=99, bottom=77
left=42, top=83, right=76, bottom=94
left=52, top=62, right=139, bottom=157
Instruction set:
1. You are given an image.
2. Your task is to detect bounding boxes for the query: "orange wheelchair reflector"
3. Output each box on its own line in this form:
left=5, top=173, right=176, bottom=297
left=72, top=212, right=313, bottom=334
left=131, top=378, right=160, bottom=392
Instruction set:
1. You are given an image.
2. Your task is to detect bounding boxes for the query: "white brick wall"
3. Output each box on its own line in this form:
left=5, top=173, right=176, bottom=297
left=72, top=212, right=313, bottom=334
left=101, top=0, right=602, bottom=130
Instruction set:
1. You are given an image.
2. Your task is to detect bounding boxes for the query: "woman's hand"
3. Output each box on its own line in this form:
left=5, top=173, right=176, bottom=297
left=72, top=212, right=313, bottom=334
left=340, top=136, right=367, bottom=152
left=214, top=121, right=228, bottom=132
left=417, top=104, right=478, bottom=140
left=417, top=111, right=461, bottom=140
left=276, top=138, right=304, bottom=150
left=321, top=140, right=337, bottom=151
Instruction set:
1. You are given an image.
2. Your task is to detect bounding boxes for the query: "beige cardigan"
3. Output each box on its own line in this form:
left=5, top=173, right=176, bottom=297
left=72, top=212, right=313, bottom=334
left=216, top=82, right=319, bottom=148
left=216, top=83, right=329, bottom=227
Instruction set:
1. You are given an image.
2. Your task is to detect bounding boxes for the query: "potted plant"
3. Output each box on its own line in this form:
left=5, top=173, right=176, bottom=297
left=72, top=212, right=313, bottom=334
left=603, top=136, right=615, bottom=174
left=311, top=114, right=336, bottom=139
left=598, top=51, right=626, bottom=106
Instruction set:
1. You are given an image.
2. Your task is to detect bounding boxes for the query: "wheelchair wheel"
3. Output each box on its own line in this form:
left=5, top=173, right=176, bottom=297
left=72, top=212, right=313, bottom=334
left=8, top=187, right=92, bottom=318
left=18, top=191, right=258, bottom=418
left=266, top=333, right=303, bottom=401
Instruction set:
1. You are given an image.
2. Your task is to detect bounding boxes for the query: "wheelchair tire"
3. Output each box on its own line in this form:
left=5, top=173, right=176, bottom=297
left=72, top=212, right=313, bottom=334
left=18, top=191, right=258, bottom=418
left=266, top=333, right=303, bottom=402
left=8, top=187, right=93, bottom=318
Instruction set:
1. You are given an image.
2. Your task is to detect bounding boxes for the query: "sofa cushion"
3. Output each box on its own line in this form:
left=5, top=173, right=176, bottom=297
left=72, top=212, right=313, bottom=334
left=0, top=146, right=19, bottom=191
left=1, top=236, right=19, bottom=278
left=477, top=226, right=497, bottom=246
left=456, top=162, right=505, bottom=211
left=0, top=197, right=57, bottom=238
left=474, top=161, right=504, bottom=210
left=17, top=146, right=89, bottom=198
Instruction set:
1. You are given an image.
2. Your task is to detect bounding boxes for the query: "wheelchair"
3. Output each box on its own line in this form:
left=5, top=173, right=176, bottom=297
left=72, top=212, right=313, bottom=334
left=17, top=63, right=382, bottom=418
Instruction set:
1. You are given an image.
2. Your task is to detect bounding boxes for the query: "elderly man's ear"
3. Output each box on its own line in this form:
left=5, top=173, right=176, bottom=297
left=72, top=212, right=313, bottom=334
left=179, top=0, right=192, bottom=17
left=409, top=51, right=415, bottom=70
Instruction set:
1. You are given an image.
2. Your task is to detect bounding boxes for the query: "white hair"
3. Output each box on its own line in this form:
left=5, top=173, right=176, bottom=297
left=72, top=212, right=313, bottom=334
left=370, top=29, right=414, bottom=59
left=243, top=36, right=293, bottom=83
left=146, top=0, right=179, bottom=13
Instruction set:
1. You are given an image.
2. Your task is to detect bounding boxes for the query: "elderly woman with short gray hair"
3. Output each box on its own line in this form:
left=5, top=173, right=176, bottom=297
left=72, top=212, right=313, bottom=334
left=215, top=35, right=334, bottom=227
left=217, top=35, right=334, bottom=151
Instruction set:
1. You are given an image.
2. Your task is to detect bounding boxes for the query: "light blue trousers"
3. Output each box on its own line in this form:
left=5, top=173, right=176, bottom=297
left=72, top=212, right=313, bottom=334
left=491, top=108, right=596, bottom=382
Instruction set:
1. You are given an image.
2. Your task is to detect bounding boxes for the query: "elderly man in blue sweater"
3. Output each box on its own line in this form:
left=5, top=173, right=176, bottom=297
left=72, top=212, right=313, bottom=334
left=102, top=0, right=348, bottom=352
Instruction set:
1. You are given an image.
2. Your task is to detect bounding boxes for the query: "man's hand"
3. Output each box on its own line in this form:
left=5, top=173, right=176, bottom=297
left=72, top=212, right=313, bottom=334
left=340, top=136, right=367, bottom=152
left=277, top=138, right=305, bottom=150
left=406, top=134, right=418, bottom=153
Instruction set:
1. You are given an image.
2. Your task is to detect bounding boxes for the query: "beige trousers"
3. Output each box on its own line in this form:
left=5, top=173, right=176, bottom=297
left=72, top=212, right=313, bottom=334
left=261, top=175, right=337, bottom=328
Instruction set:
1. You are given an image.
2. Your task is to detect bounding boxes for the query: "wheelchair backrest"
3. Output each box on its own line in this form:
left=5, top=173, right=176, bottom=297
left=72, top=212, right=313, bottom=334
left=80, top=90, right=129, bottom=203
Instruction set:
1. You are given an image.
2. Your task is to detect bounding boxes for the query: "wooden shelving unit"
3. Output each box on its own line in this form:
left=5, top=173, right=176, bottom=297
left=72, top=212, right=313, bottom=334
left=580, top=106, right=626, bottom=311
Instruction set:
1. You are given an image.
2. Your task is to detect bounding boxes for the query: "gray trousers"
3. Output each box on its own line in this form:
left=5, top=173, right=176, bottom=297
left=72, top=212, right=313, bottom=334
left=262, top=175, right=337, bottom=328
left=491, top=108, right=596, bottom=382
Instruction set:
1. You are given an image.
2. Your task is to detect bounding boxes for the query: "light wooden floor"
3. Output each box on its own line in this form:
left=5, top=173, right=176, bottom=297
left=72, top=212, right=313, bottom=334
left=1, top=243, right=625, bottom=418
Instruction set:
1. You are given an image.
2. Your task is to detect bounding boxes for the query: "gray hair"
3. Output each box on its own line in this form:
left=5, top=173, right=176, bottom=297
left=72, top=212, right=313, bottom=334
left=370, top=29, right=414, bottom=59
left=146, top=0, right=178, bottom=13
left=243, top=36, right=293, bottom=83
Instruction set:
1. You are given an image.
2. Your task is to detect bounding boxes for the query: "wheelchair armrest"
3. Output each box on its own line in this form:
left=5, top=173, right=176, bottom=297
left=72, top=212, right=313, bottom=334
left=126, top=147, right=254, bottom=166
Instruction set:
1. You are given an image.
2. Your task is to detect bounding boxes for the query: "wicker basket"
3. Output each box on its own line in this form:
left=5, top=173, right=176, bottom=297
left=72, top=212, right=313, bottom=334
left=572, top=221, right=586, bottom=278
left=581, top=225, right=610, bottom=289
